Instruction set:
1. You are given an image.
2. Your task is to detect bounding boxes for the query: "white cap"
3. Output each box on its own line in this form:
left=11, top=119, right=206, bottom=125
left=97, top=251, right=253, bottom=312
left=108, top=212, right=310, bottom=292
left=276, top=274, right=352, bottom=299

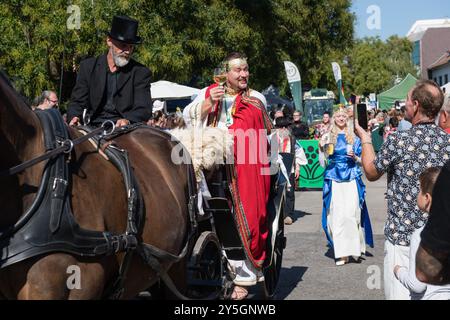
left=153, top=100, right=165, bottom=112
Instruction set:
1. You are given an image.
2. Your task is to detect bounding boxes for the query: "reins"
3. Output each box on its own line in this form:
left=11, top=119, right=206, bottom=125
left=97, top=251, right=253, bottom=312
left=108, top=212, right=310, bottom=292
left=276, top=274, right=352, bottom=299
left=0, top=121, right=115, bottom=177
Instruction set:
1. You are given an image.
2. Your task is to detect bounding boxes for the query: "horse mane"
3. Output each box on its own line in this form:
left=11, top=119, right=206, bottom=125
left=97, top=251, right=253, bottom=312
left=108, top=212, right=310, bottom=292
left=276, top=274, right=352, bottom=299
left=0, top=70, right=14, bottom=89
left=0, top=70, right=33, bottom=109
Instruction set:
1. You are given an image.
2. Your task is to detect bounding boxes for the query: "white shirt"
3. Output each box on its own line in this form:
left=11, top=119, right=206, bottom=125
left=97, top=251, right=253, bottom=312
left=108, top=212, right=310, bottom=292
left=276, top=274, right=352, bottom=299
left=396, top=226, right=450, bottom=300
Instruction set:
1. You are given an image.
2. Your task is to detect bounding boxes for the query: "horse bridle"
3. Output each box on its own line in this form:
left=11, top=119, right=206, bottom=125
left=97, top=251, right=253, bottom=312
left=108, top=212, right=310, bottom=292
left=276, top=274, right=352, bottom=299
left=0, top=120, right=116, bottom=177
left=0, top=116, right=206, bottom=300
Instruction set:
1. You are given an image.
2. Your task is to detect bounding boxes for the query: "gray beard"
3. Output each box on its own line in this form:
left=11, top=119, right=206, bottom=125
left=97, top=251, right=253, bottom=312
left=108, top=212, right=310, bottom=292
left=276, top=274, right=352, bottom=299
left=112, top=50, right=130, bottom=67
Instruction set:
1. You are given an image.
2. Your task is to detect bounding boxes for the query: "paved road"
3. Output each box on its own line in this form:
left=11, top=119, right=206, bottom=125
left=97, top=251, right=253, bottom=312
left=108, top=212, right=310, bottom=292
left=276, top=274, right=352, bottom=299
left=273, top=176, right=388, bottom=300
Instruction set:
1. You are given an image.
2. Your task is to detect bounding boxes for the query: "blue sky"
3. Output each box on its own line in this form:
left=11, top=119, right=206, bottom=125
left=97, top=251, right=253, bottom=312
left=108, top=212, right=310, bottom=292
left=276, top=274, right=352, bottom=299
left=352, top=0, right=450, bottom=40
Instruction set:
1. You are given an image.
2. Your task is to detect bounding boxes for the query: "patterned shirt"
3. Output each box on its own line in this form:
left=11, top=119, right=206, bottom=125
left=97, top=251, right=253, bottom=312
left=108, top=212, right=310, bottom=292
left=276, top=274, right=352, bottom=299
left=374, top=123, right=450, bottom=246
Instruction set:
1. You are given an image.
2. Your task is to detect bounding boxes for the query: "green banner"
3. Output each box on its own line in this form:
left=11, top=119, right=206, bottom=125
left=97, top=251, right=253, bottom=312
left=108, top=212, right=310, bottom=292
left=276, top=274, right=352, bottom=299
left=332, top=62, right=348, bottom=105
left=289, top=81, right=303, bottom=113
left=297, top=139, right=324, bottom=190
left=284, top=61, right=303, bottom=113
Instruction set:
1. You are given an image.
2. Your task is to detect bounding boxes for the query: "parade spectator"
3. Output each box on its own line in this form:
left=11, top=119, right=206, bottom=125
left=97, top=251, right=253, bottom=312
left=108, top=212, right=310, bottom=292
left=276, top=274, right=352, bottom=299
left=165, top=111, right=186, bottom=129
left=397, top=106, right=413, bottom=131
left=270, top=116, right=307, bottom=225
left=34, top=90, right=59, bottom=110
left=438, top=94, right=450, bottom=133
left=355, top=79, right=450, bottom=299
left=394, top=167, right=450, bottom=299
left=148, top=110, right=167, bottom=129
left=376, top=111, right=386, bottom=127
left=383, top=116, right=399, bottom=140
left=292, top=110, right=303, bottom=125
left=320, top=107, right=373, bottom=266
left=382, top=110, right=389, bottom=125
left=273, top=109, right=284, bottom=124
left=67, top=15, right=152, bottom=128
left=291, top=110, right=309, bottom=138
left=416, top=160, right=450, bottom=285
left=368, top=111, right=385, bottom=132
left=314, top=111, right=331, bottom=140
left=367, top=110, right=376, bottom=129
left=183, top=52, right=272, bottom=300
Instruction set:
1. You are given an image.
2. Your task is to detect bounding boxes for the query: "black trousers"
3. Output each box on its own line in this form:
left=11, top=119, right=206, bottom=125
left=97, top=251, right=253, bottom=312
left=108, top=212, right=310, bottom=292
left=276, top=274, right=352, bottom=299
left=285, top=173, right=296, bottom=218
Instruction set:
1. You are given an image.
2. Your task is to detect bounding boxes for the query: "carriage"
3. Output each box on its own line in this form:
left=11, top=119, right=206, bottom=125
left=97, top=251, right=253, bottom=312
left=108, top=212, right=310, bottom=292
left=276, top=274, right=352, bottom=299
left=0, top=72, right=288, bottom=299
left=170, top=158, right=289, bottom=300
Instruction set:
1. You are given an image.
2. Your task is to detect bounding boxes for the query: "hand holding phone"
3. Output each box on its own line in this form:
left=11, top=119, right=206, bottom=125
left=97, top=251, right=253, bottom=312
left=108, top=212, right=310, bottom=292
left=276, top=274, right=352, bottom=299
left=356, top=103, right=368, bottom=130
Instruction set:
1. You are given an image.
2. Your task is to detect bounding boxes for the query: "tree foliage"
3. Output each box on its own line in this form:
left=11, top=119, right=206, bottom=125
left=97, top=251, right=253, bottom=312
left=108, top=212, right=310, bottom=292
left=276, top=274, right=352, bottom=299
left=0, top=0, right=356, bottom=106
left=347, top=36, right=418, bottom=96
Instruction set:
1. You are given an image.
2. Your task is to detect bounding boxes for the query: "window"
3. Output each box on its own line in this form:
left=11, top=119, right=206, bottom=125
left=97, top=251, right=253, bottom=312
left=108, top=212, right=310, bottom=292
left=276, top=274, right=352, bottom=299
left=412, top=41, right=421, bottom=66
left=434, top=78, right=438, bottom=84
left=439, top=76, right=443, bottom=86
left=445, top=74, right=449, bottom=84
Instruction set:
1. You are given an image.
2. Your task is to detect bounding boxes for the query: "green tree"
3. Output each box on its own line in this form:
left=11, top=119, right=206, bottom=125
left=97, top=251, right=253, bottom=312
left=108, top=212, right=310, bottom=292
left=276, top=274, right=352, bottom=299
left=383, top=35, right=419, bottom=84
left=347, top=36, right=418, bottom=97
left=0, top=0, right=355, bottom=106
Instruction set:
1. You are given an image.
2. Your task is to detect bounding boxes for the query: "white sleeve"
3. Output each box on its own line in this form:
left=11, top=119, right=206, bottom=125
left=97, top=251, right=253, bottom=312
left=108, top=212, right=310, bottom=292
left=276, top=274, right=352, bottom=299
left=295, top=143, right=308, bottom=166
left=395, top=230, right=427, bottom=294
left=182, top=88, right=208, bottom=128
left=249, top=90, right=268, bottom=109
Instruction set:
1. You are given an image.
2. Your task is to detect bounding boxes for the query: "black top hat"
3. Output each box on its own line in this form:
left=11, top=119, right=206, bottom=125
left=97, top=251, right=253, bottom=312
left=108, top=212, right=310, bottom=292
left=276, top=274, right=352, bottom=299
left=108, top=15, right=142, bottom=44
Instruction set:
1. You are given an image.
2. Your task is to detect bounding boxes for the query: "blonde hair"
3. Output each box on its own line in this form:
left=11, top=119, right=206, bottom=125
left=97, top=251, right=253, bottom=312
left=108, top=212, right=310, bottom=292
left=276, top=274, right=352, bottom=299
left=326, top=108, right=355, bottom=145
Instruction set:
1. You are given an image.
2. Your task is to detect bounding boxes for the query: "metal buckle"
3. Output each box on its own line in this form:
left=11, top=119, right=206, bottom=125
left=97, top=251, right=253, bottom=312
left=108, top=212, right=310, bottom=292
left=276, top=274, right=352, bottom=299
left=62, top=139, right=74, bottom=154
left=82, top=109, right=91, bottom=125
left=52, top=177, right=68, bottom=190
left=101, top=120, right=116, bottom=136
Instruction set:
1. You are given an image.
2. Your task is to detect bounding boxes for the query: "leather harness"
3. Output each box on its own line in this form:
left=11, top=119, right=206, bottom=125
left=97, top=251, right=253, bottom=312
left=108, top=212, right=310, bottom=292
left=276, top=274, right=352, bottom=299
left=0, top=109, right=198, bottom=299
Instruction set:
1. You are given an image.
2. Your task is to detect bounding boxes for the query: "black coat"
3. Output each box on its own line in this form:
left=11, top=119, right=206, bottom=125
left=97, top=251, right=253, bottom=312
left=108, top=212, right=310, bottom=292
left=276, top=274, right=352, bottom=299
left=67, top=54, right=152, bottom=124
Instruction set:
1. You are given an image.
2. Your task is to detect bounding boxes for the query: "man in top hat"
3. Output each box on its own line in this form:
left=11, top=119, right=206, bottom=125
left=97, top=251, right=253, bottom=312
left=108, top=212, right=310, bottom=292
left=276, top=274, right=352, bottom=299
left=67, top=15, right=152, bottom=127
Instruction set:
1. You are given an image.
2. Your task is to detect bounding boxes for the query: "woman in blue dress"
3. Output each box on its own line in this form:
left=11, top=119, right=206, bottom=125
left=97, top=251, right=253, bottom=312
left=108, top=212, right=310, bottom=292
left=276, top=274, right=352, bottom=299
left=320, top=107, right=373, bottom=266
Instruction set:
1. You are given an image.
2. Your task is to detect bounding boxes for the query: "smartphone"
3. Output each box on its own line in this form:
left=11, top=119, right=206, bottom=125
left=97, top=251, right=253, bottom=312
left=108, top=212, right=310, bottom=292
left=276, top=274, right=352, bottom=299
left=356, top=103, right=368, bottom=130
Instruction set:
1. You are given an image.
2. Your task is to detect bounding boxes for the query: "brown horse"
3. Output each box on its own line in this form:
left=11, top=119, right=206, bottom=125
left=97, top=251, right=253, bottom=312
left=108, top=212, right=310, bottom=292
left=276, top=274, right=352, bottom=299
left=0, top=73, right=191, bottom=299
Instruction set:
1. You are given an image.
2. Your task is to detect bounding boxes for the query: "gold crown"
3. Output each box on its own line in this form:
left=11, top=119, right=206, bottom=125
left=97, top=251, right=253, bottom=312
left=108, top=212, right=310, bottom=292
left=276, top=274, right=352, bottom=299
left=335, top=105, right=347, bottom=114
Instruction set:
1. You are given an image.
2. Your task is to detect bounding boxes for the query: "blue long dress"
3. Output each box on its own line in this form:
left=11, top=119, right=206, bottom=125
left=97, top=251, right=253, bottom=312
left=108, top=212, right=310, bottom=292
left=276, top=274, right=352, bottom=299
left=321, top=133, right=374, bottom=250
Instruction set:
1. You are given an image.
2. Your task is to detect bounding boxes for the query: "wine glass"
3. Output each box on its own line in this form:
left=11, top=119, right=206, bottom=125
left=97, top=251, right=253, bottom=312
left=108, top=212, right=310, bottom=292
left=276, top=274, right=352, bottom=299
left=213, top=67, right=227, bottom=86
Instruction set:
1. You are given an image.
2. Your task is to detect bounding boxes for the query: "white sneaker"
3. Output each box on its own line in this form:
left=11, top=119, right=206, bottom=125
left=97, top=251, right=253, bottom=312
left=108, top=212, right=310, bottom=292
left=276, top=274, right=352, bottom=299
left=335, top=256, right=349, bottom=266
left=233, top=260, right=257, bottom=286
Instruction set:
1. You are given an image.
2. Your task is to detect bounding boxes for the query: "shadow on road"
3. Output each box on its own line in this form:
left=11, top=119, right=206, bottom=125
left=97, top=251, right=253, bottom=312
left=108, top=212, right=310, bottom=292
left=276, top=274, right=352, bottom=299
left=291, top=210, right=312, bottom=222
left=324, top=247, right=334, bottom=260
left=274, top=266, right=308, bottom=300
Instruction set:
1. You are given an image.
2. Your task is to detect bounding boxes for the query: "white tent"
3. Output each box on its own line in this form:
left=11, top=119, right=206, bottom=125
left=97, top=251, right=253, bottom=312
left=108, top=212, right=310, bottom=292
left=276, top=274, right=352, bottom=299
left=150, top=80, right=200, bottom=100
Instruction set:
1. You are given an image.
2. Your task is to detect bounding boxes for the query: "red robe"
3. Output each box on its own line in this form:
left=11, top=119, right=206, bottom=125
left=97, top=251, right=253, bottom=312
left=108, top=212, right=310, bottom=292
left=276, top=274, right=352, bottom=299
left=206, top=84, right=272, bottom=269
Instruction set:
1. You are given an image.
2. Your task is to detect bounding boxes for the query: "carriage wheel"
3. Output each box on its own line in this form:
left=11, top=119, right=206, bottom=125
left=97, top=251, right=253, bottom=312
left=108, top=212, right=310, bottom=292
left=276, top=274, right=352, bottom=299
left=262, top=199, right=286, bottom=299
left=187, top=231, right=224, bottom=299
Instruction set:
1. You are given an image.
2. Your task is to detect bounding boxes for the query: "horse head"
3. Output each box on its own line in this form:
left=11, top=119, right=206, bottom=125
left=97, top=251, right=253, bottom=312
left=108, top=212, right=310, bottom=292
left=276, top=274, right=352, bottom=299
left=0, top=72, right=45, bottom=228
